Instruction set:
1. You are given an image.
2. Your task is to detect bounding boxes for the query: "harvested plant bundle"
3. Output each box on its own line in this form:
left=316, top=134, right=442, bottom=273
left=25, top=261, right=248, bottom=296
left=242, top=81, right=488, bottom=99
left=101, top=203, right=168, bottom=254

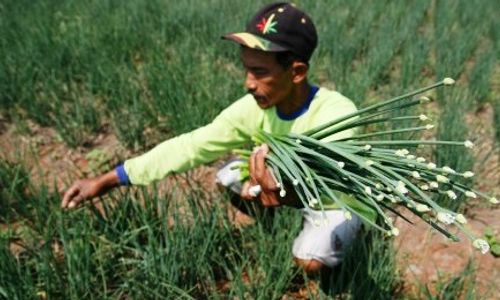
left=236, top=78, right=497, bottom=254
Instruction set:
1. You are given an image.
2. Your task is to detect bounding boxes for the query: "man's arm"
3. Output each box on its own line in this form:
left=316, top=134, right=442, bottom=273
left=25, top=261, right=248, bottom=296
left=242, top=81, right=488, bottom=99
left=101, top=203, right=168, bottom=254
left=61, top=169, right=121, bottom=209
left=124, top=95, right=259, bottom=185
left=61, top=95, right=260, bottom=209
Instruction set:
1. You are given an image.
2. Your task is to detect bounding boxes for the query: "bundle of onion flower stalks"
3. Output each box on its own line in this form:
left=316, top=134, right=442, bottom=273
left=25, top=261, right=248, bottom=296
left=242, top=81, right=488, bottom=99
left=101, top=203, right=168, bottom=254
left=235, top=78, right=497, bottom=254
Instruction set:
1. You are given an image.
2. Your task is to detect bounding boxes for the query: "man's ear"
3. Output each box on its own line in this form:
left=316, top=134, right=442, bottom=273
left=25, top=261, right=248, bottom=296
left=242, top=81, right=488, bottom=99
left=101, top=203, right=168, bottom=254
left=291, top=61, right=308, bottom=84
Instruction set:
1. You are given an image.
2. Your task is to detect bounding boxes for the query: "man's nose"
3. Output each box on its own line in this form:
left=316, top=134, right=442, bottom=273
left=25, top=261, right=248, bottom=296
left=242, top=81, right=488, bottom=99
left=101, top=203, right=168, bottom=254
left=245, top=72, right=257, bottom=92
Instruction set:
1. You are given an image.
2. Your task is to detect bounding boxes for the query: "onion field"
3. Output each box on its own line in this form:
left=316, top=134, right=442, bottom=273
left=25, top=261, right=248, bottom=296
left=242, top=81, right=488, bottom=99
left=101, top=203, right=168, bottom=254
left=0, top=0, right=499, bottom=298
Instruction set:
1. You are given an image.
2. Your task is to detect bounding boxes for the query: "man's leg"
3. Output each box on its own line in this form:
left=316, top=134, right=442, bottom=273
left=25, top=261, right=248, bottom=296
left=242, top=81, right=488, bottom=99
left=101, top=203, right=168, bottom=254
left=216, top=159, right=359, bottom=273
left=292, top=209, right=361, bottom=274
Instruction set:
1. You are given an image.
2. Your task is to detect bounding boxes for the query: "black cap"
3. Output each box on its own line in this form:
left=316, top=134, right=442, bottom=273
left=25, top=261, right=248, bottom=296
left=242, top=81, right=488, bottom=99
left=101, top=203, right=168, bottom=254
left=223, top=2, right=318, bottom=62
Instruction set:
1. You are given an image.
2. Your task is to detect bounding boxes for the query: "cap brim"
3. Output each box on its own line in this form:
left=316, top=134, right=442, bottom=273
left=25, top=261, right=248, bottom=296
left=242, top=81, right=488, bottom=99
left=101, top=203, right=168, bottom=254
left=222, top=32, right=288, bottom=52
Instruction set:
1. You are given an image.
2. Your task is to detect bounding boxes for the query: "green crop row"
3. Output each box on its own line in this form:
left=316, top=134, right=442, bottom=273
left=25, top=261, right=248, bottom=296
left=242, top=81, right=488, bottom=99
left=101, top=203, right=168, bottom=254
left=0, top=161, right=404, bottom=298
left=1, top=0, right=497, bottom=149
left=0, top=0, right=497, bottom=297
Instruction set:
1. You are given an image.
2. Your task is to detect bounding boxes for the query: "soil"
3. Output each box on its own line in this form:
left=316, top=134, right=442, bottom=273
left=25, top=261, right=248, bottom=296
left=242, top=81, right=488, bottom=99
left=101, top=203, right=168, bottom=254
left=395, top=209, right=500, bottom=299
left=1, top=110, right=498, bottom=298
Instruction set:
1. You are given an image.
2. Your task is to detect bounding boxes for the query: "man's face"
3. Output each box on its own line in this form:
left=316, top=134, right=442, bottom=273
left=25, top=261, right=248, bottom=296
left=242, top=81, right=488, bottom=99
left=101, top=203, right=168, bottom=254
left=240, top=47, right=294, bottom=109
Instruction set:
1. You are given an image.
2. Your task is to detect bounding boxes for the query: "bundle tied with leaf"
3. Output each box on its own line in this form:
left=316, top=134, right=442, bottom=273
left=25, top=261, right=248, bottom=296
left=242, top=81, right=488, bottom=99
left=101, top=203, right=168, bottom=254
left=235, top=78, right=497, bottom=254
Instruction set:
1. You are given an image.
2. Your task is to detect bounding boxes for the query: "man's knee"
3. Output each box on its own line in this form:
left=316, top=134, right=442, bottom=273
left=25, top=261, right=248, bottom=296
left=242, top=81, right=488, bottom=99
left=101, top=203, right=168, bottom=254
left=294, top=257, right=325, bottom=274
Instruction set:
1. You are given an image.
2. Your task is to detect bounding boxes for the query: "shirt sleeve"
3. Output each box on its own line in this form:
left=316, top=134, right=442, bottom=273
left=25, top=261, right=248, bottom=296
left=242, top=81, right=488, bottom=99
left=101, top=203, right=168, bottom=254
left=124, top=95, right=260, bottom=185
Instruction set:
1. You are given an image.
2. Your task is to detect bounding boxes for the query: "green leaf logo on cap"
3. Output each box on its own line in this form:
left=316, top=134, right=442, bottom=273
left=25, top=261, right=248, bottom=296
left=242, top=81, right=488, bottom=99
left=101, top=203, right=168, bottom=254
left=256, top=13, right=278, bottom=34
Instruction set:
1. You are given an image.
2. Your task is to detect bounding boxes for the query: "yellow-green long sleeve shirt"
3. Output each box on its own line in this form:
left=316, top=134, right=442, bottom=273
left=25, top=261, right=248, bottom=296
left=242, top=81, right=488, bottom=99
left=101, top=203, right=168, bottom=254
left=124, top=87, right=357, bottom=185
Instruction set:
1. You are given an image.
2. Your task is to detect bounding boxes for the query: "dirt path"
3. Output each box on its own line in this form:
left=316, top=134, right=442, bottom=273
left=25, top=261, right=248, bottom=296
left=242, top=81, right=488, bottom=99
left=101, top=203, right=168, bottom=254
left=395, top=208, right=500, bottom=298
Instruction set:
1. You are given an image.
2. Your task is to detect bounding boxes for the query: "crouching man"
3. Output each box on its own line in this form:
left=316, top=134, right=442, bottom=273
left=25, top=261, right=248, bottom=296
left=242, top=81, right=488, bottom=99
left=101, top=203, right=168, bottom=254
left=62, top=2, right=362, bottom=274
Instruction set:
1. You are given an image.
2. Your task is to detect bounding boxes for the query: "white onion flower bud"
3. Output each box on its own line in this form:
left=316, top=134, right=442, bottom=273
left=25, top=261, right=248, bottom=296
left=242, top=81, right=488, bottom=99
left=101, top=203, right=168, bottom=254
left=396, top=181, right=409, bottom=194
left=344, top=211, right=352, bottom=220
left=375, top=183, right=383, bottom=190
left=427, top=163, right=437, bottom=169
left=395, top=149, right=406, bottom=157
left=390, top=196, right=401, bottom=203
left=446, top=190, right=457, bottom=200
left=472, top=239, right=490, bottom=254
left=364, top=186, right=372, bottom=195
left=464, top=140, right=474, bottom=148
left=391, top=228, right=400, bottom=236
left=463, top=171, right=474, bottom=178
left=437, top=212, right=455, bottom=224
left=295, top=139, right=301, bottom=144
left=443, top=77, right=455, bottom=85
left=455, top=214, right=467, bottom=224
left=430, top=181, right=439, bottom=189
left=490, top=197, right=499, bottom=205
left=419, top=114, right=429, bottom=121
left=436, top=175, right=449, bottom=183
left=416, top=204, right=431, bottom=212
left=465, top=191, right=476, bottom=198
left=292, top=179, right=299, bottom=186
left=366, top=160, right=375, bottom=167
left=416, top=157, right=426, bottom=163
left=419, top=96, right=431, bottom=103
left=412, top=171, right=421, bottom=179
left=420, top=184, right=429, bottom=191
left=375, top=194, right=384, bottom=201
left=425, top=124, right=435, bottom=130
left=279, top=189, right=286, bottom=198
left=364, top=144, right=372, bottom=151
left=337, top=161, right=345, bottom=168
left=442, top=166, right=456, bottom=174
left=388, top=195, right=395, bottom=203
left=407, top=155, right=416, bottom=160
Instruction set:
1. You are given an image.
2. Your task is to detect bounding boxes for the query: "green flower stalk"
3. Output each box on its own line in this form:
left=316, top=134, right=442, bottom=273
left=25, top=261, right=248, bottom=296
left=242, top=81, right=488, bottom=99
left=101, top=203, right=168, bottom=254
left=235, top=78, right=498, bottom=253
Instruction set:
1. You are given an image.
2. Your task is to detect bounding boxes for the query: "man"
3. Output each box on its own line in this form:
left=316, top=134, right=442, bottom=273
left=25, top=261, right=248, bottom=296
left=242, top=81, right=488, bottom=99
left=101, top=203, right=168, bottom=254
left=62, top=2, right=361, bottom=274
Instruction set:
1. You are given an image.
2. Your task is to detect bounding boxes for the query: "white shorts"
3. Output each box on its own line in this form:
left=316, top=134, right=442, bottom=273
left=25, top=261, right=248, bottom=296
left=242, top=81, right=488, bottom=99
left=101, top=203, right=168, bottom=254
left=216, top=160, right=361, bottom=267
left=292, top=208, right=361, bottom=267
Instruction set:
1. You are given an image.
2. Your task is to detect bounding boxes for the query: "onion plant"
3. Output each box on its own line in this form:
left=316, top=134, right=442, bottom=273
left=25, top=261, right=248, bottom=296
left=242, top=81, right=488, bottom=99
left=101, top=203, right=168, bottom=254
left=236, top=78, right=497, bottom=254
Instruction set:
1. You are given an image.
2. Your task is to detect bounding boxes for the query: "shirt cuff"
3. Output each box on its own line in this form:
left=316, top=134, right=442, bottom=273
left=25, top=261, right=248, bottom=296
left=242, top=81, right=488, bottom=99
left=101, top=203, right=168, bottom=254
left=115, top=164, right=131, bottom=185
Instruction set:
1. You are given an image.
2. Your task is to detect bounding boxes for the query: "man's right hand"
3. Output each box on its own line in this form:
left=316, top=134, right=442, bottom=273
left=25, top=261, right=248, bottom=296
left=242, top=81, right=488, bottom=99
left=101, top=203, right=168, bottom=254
left=61, top=170, right=120, bottom=209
